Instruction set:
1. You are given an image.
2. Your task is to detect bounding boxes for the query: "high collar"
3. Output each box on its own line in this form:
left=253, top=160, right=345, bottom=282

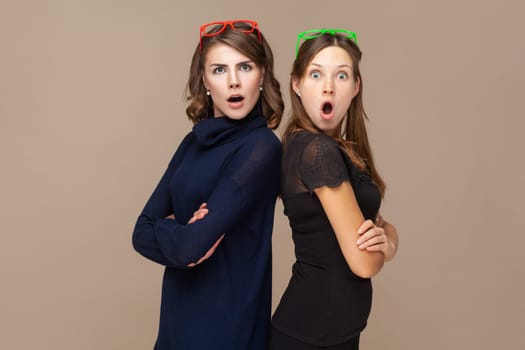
left=192, top=104, right=267, bottom=148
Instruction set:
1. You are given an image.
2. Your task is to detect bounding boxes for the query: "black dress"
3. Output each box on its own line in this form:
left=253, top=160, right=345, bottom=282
left=271, top=131, right=381, bottom=347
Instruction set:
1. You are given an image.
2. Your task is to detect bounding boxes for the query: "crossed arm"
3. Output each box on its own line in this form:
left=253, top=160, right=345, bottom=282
left=165, top=203, right=224, bottom=268
left=183, top=199, right=398, bottom=269
left=315, top=181, right=398, bottom=278
left=357, top=214, right=398, bottom=262
left=132, top=135, right=281, bottom=269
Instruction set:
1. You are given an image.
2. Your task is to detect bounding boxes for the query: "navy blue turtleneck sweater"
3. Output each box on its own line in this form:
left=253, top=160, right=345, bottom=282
left=132, top=108, right=281, bottom=350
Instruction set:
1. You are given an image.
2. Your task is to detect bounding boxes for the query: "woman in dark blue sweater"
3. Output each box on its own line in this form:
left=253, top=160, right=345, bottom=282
left=132, top=20, right=284, bottom=350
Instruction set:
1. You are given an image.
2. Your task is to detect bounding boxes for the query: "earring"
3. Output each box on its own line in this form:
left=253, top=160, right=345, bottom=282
left=206, top=90, right=211, bottom=96
left=296, top=91, right=301, bottom=97
left=259, top=84, right=263, bottom=92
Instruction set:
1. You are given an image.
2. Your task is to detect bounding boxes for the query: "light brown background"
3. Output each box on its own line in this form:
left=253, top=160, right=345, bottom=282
left=1, top=0, right=524, bottom=349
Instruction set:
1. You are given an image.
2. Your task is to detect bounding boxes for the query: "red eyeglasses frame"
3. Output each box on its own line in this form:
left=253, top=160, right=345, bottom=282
left=199, top=20, right=262, bottom=50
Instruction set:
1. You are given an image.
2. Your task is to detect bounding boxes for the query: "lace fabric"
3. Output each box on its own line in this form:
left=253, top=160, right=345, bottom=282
left=282, top=131, right=350, bottom=197
left=300, top=134, right=350, bottom=193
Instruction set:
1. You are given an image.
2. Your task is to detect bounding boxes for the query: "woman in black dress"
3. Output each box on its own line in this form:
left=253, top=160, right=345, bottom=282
left=271, top=29, right=398, bottom=349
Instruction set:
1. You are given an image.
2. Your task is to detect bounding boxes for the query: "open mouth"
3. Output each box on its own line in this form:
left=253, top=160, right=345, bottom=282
left=322, top=102, right=333, bottom=115
left=228, top=95, right=244, bottom=103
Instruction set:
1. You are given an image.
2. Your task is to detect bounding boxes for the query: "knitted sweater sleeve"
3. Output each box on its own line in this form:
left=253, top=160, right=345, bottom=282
left=131, top=133, right=193, bottom=266
left=132, top=132, right=280, bottom=268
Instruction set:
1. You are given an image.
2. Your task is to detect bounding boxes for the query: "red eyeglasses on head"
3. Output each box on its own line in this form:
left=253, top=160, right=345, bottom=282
left=199, top=20, right=262, bottom=50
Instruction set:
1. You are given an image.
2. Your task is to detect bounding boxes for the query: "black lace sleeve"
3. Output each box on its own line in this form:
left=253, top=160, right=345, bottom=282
left=299, top=134, right=349, bottom=193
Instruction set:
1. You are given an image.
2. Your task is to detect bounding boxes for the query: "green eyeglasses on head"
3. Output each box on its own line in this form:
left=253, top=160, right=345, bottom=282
left=295, top=28, right=358, bottom=58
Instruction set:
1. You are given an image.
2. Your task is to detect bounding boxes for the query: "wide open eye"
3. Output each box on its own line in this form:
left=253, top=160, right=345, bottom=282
left=337, top=72, right=348, bottom=80
left=310, top=71, right=321, bottom=79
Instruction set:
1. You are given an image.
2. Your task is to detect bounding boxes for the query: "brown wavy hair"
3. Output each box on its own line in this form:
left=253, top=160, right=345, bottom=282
left=283, top=33, right=385, bottom=196
left=185, top=22, right=284, bottom=129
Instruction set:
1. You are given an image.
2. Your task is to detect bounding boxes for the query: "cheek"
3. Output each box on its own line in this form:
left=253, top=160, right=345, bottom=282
left=303, top=100, right=318, bottom=118
left=248, top=79, right=260, bottom=92
left=250, top=73, right=262, bottom=88
left=209, top=88, right=226, bottom=106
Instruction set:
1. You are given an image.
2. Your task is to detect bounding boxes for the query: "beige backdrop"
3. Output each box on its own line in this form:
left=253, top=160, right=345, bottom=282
left=1, top=0, right=524, bottom=349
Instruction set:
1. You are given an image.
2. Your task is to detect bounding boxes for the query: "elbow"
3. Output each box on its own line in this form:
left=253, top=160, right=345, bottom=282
left=353, top=264, right=382, bottom=279
left=131, top=232, right=142, bottom=254
left=350, top=256, right=385, bottom=279
left=132, top=228, right=149, bottom=256
left=131, top=216, right=153, bottom=255
left=131, top=228, right=141, bottom=253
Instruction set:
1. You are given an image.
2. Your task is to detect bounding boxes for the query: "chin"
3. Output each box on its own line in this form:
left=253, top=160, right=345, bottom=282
left=313, top=120, right=334, bottom=131
left=227, top=111, right=249, bottom=120
left=318, top=124, right=339, bottom=136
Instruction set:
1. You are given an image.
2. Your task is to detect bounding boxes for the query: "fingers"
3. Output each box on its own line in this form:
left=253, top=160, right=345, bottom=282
left=188, top=209, right=209, bottom=224
left=375, top=213, right=384, bottom=227
left=357, top=219, right=375, bottom=235
left=167, top=203, right=208, bottom=223
left=187, top=203, right=210, bottom=224
left=212, top=234, right=225, bottom=248
left=186, top=234, right=225, bottom=268
left=356, top=224, right=383, bottom=244
left=358, top=233, right=385, bottom=249
left=357, top=226, right=385, bottom=248
left=200, top=234, right=225, bottom=261
left=365, top=242, right=387, bottom=253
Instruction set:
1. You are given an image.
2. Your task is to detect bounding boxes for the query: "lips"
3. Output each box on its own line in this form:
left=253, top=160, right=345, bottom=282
left=322, top=102, right=333, bottom=114
left=227, top=95, right=244, bottom=103
left=321, top=101, right=334, bottom=120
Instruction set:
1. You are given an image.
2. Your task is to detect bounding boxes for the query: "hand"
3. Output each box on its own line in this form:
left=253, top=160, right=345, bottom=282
left=375, top=213, right=384, bottom=228
left=165, top=203, right=224, bottom=267
left=165, top=203, right=209, bottom=223
left=187, top=202, right=209, bottom=224
left=356, top=219, right=396, bottom=262
left=187, top=234, right=225, bottom=268
left=184, top=202, right=224, bottom=268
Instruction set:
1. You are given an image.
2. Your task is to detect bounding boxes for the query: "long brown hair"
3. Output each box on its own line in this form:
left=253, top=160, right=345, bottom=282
left=185, top=22, right=284, bottom=129
left=283, top=33, right=385, bottom=196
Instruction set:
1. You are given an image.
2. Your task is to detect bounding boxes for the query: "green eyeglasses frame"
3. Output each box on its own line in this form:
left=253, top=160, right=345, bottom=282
left=295, top=28, right=358, bottom=58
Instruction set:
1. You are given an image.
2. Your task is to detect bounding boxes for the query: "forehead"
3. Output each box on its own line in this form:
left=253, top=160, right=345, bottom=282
left=204, top=43, right=251, bottom=64
left=309, top=46, right=353, bottom=68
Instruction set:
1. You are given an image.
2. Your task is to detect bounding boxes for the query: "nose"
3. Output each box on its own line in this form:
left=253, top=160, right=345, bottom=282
left=322, top=79, right=335, bottom=96
left=228, top=71, right=240, bottom=89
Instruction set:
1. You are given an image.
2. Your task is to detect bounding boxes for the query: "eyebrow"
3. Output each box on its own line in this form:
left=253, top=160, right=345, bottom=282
left=237, top=60, right=254, bottom=66
left=310, top=62, right=353, bottom=70
left=208, top=60, right=254, bottom=67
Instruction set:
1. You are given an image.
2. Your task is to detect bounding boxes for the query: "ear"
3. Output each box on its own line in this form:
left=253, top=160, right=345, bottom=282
left=292, top=77, right=301, bottom=96
left=202, top=74, right=209, bottom=90
left=260, top=67, right=265, bottom=86
left=353, top=76, right=361, bottom=98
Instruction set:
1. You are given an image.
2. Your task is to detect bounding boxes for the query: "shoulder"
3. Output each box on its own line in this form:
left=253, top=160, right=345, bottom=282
left=286, top=130, right=341, bottom=160
left=296, top=132, right=350, bottom=191
left=175, top=131, right=197, bottom=151
left=286, top=129, right=337, bottom=147
left=241, top=127, right=281, bottom=157
left=167, top=131, right=196, bottom=167
left=249, top=126, right=280, bottom=145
